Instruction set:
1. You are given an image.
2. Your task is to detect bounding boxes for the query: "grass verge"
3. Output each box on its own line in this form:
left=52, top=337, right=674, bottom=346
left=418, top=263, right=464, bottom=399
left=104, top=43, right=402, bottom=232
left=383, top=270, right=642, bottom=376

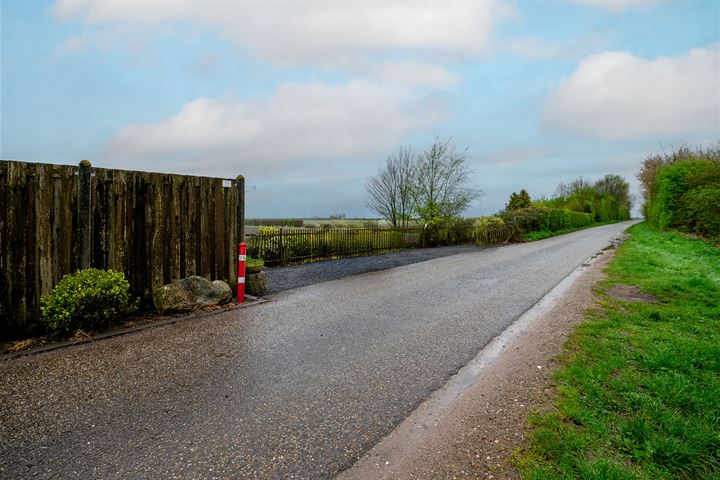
left=516, top=222, right=720, bottom=479
left=523, top=221, right=619, bottom=242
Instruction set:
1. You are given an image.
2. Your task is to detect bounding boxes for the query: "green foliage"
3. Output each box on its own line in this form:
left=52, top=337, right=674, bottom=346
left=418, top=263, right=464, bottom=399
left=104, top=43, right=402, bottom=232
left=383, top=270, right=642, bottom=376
left=257, top=226, right=280, bottom=235
left=522, top=222, right=612, bottom=241
left=246, top=258, right=264, bottom=268
left=637, top=144, right=720, bottom=219
left=474, top=216, right=506, bottom=229
left=517, top=223, right=720, bottom=479
left=472, top=207, right=597, bottom=245
left=472, top=216, right=514, bottom=244
left=421, top=217, right=475, bottom=246
left=646, top=158, right=720, bottom=240
left=537, top=175, right=632, bottom=223
left=40, top=269, right=137, bottom=335
left=412, top=137, right=482, bottom=226
left=505, top=189, right=532, bottom=211
left=501, top=207, right=594, bottom=239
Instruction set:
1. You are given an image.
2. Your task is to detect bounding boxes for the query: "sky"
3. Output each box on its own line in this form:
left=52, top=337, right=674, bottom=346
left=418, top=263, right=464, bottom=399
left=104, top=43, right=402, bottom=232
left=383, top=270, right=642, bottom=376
left=1, top=0, right=719, bottom=218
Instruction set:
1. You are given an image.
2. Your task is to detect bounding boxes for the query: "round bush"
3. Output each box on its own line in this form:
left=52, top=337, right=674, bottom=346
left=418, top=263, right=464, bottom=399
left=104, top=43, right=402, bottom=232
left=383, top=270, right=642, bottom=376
left=40, top=268, right=136, bottom=335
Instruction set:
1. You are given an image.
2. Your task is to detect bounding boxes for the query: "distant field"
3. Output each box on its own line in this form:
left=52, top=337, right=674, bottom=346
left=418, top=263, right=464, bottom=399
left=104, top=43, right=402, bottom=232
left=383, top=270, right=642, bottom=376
left=246, top=218, right=401, bottom=228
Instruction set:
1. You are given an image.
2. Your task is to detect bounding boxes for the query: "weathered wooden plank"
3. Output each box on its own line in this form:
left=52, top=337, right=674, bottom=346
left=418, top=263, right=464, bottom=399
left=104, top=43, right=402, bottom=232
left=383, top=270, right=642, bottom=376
left=36, top=165, right=53, bottom=308
left=193, top=182, right=202, bottom=276
left=0, top=161, right=9, bottom=337
left=213, top=182, right=224, bottom=281
left=207, top=179, right=216, bottom=279
left=150, top=174, right=165, bottom=292
left=9, top=162, right=29, bottom=336
left=225, top=180, right=236, bottom=288
left=169, top=177, right=181, bottom=281
left=178, top=180, right=187, bottom=279
left=161, top=177, right=172, bottom=284
left=197, top=179, right=206, bottom=278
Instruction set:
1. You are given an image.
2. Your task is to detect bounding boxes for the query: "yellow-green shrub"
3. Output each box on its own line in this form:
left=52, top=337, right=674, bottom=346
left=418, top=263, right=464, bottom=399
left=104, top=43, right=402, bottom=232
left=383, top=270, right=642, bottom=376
left=40, top=268, right=137, bottom=335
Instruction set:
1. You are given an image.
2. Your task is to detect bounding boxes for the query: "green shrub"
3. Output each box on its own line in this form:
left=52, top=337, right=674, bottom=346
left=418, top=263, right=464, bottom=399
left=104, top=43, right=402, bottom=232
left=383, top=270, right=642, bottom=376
left=257, top=226, right=280, bottom=235
left=421, top=217, right=475, bottom=246
left=493, top=207, right=594, bottom=242
left=40, top=269, right=137, bottom=335
left=247, top=258, right=264, bottom=268
left=505, top=189, right=532, bottom=211
left=473, top=216, right=514, bottom=244
left=684, top=184, right=720, bottom=240
left=647, top=158, right=720, bottom=240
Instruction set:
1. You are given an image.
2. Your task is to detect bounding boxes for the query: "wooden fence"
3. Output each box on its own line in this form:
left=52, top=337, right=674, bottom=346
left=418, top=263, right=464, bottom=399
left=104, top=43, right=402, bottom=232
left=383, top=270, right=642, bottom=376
left=0, top=160, right=245, bottom=340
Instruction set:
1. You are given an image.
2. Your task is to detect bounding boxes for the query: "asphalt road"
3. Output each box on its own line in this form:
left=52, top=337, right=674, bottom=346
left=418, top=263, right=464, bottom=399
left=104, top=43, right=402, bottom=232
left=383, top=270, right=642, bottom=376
left=0, top=221, right=634, bottom=479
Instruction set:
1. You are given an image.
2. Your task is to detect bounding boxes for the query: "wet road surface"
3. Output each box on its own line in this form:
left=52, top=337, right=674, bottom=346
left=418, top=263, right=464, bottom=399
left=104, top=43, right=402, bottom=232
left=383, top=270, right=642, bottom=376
left=0, top=222, right=634, bottom=479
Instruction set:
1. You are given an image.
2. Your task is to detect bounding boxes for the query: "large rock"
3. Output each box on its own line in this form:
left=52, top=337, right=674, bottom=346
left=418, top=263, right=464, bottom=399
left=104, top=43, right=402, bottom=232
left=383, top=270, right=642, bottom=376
left=154, top=276, right=232, bottom=313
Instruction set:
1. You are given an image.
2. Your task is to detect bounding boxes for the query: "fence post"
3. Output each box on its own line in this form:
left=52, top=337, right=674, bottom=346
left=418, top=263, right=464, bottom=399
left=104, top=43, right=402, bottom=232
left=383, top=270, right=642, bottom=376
left=237, top=242, right=246, bottom=302
left=78, top=160, right=92, bottom=269
left=236, top=175, right=245, bottom=244
left=279, top=228, right=284, bottom=263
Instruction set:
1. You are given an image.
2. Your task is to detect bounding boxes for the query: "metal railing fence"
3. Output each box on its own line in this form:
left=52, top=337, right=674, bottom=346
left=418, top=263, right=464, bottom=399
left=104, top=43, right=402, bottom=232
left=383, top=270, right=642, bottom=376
left=246, top=227, right=423, bottom=266
left=246, top=222, right=517, bottom=267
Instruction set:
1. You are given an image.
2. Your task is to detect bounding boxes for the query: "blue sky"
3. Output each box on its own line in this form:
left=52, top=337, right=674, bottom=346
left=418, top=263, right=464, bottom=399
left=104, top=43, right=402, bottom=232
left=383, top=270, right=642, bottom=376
left=2, top=0, right=719, bottom=217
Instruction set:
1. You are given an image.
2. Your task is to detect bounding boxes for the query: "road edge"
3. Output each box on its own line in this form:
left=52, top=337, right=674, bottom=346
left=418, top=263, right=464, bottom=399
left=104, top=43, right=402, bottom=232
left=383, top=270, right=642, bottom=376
left=337, top=234, right=627, bottom=479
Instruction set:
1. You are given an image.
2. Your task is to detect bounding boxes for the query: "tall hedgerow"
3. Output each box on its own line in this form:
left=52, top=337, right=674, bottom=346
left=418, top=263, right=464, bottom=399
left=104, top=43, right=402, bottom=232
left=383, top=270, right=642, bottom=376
left=645, top=156, right=720, bottom=240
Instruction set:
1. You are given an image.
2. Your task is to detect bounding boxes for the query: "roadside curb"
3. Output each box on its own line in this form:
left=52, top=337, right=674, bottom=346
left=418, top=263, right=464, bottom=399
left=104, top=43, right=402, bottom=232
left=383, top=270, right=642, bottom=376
left=1, top=295, right=268, bottom=361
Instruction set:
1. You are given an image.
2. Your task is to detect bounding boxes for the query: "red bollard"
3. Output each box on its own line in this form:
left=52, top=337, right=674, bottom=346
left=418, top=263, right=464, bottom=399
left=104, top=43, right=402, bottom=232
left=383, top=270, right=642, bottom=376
left=237, top=242, right=246, bottom=303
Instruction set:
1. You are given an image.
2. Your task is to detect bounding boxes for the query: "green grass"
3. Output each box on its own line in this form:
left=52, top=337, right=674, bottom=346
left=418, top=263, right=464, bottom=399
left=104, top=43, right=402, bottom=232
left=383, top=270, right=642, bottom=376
left=516, top=222, right=720, bottom=480
left=246, top=258, right=264, bottom=268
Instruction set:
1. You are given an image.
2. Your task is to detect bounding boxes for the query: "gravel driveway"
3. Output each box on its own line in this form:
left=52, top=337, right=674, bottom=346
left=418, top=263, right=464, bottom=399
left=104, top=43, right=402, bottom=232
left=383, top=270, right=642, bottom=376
left=264, top=245, right=480, bottom=295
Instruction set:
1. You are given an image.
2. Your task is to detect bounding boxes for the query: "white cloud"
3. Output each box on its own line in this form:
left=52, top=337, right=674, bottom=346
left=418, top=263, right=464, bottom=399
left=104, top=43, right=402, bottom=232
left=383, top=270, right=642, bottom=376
left=543, top=44, right=720, bottom=140
left=102, top=80, right=448, bottom=177
left=56, top=32, right=92, bottom=54
left=569, top=0, right=665, bottom=12
left=52, top=1, right=515, bottom=67
left=500, top=31, right=606, bottom=59
left=54, top=26, right=155, bottom=56
left=367, top=61, right=460, bottom=88
left=479, top=146, right=559, bottom=165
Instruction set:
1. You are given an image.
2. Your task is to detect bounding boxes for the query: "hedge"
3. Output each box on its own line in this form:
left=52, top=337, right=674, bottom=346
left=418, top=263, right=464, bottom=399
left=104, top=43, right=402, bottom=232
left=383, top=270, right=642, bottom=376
left=646, top=158, right=720, bottom=240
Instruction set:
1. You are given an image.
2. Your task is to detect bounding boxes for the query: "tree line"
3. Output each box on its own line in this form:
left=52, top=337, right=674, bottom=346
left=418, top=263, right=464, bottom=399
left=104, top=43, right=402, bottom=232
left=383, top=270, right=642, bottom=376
left=366, top=138, right=633, bottom=231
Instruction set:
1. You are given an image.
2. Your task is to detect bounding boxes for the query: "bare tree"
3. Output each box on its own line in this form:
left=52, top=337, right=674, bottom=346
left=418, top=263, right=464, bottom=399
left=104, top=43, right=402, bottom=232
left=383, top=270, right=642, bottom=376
left=567, top=177, right=593, bottom=194
left=594, top=174, right=632, bottom=211
left=412, top=137, right=482, bottom=225
left=365, top=146, right=416, bottom=228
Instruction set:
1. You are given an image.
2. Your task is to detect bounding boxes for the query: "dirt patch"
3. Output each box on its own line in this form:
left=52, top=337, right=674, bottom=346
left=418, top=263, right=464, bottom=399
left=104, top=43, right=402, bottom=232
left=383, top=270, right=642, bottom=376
left=606, top=283, right=658, bottom=303
left=339, top=250, right=616, bottom=480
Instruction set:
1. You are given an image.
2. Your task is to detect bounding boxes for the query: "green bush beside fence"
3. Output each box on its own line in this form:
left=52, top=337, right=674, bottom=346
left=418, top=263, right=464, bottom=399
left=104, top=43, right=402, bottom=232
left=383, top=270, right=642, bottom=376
left=40, top=269, right=137, bottom=336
